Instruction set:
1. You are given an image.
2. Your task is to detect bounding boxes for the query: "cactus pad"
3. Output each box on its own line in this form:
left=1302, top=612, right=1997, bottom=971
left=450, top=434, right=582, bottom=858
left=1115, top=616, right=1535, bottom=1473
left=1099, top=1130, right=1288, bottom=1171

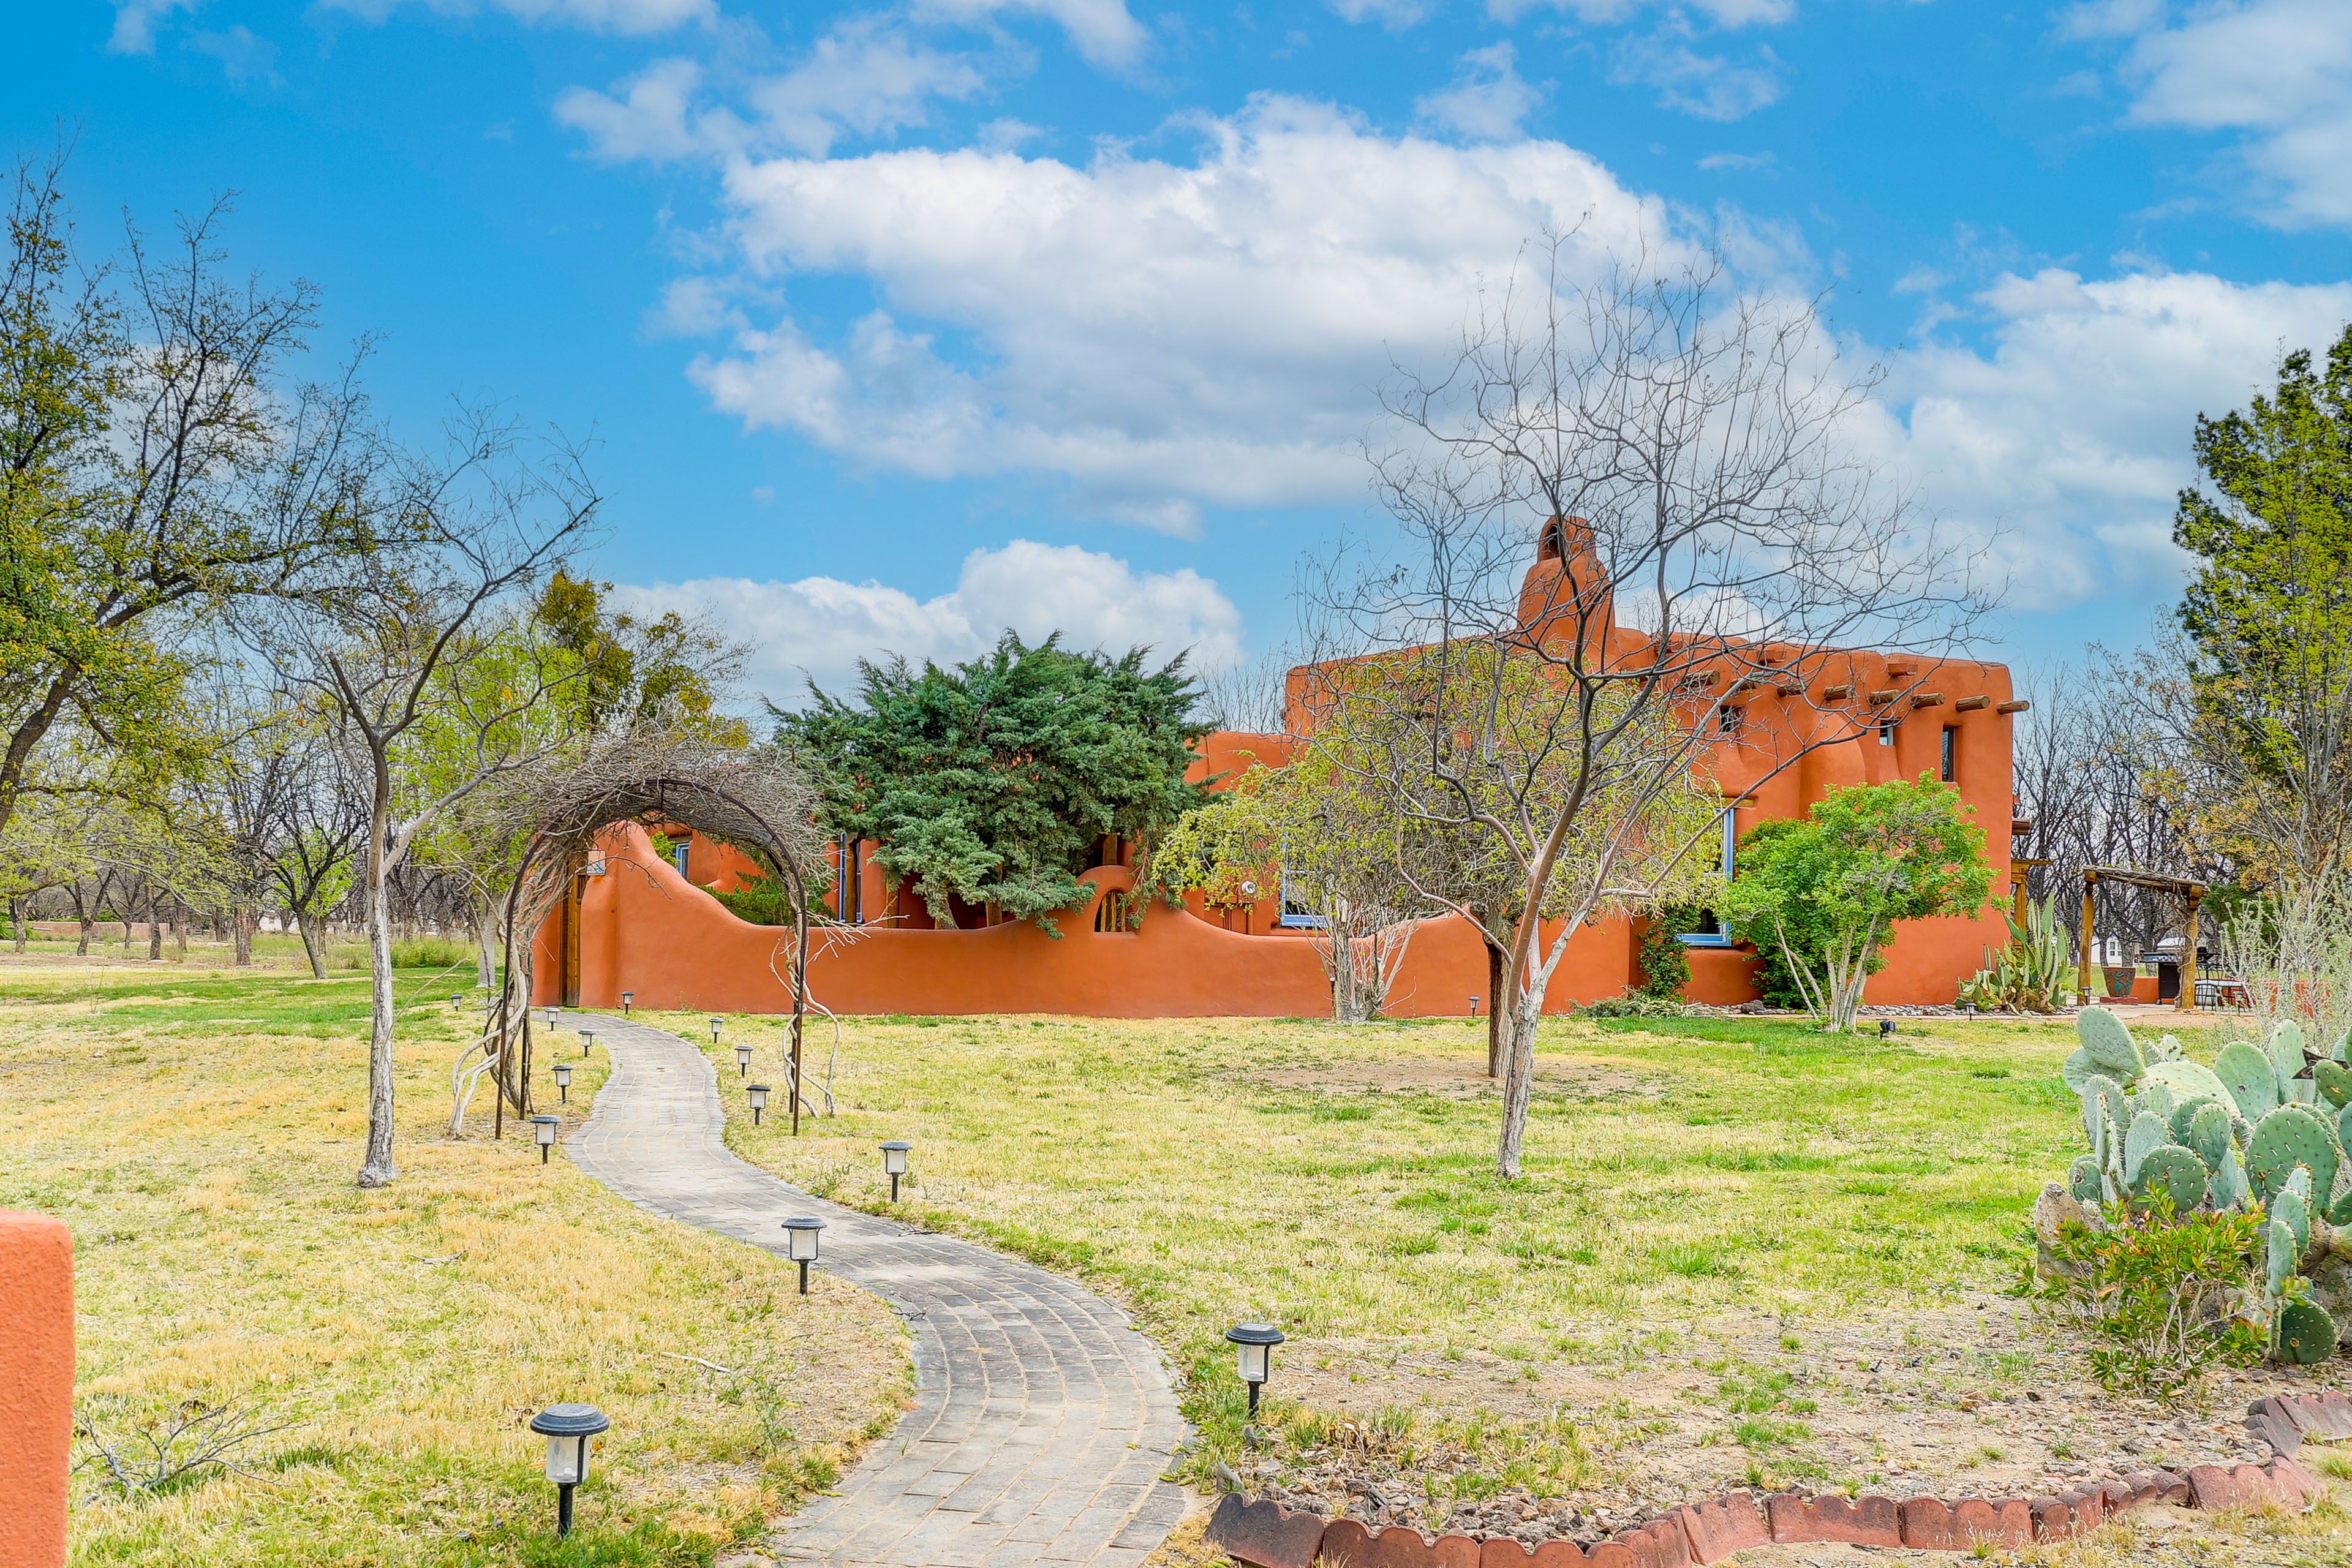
left=2315, top=1059, right=2352, bottom=1110
left=2140, top=1080, right=2179, bottom=1124
left=2267, top=1219, right=2297, bottom=1297
left=2269, top=1019, right=2309, bottom=1087
left=2133, top=1145, right=2210, bottom=1213
left=2217, top=1040, right=2282, bottom=1118
left=2149, top=1033, right=2185, bottom=1065
left=2068, top=1155, right=2103, bottom=1205
left=2124, top=1110, right=2169, bottom=1185
left=2247, top=1104, right=2340, bottom=1205
left=2273, top=1180, right=2312, bottom=1255
left=2144, top=1059, right=2233, bottom=1110
left=2214, top=1146, right=2252, bottom=1208
left=2277, top=1299, right=2339, bottom=1365
left=2182, top=1101, right=2233, bottom=1172
left=2076, top=1007, right=2144, bottom=1079
left=2060, top=1048, right=2100, bottom=1093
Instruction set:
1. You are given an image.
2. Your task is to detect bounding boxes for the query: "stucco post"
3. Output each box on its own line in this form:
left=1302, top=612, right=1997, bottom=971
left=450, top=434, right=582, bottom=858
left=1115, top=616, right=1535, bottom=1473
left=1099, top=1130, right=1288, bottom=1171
left=0, top=1210, right=73, bottom=1568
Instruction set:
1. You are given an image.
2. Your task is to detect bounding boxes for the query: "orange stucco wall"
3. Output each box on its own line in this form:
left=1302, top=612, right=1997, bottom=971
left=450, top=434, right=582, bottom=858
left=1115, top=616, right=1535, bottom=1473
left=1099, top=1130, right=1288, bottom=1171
left=0, top=1211, right=72, bottom=1568
left=538, top=823, right=1653, bottom=1017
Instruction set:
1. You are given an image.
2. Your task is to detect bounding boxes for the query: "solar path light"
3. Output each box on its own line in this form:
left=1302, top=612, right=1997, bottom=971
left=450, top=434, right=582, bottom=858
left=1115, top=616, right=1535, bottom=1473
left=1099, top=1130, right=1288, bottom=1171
left=783, top=1216, right=825, bottom=1294
left=554, top=1062, right=573, bottom=1103
left=1468, top=995, right=1479, bottom=1017
left=580, top=1028, right=594, bottom=1058
left=735, top=1041, right=754, bottom=1076
left=532, top=1115, right=560, bottom=1163
left=1879, top=1019, right=1896, bottom=1039
left=451, top=992, right=463, bottom=1012
left=544, top=1006, right=560, bottom=1032
left=529, top=1402, right=609, bottom=1537
left=620, top=990, right=633, bottom=1016
left=1226, top=1322, right=1284, bottom=1418
left=709, top=1015, right=724, bottom=1044
left=747, top=1084, right=771, bottom=1126
left=881, top=1140, right=910, bottom=1202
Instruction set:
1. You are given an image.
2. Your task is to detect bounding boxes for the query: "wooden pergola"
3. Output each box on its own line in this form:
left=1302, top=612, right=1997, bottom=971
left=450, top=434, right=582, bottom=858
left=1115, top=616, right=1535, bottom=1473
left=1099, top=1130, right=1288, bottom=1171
left=2075, top=866, right=2206, bottom=1010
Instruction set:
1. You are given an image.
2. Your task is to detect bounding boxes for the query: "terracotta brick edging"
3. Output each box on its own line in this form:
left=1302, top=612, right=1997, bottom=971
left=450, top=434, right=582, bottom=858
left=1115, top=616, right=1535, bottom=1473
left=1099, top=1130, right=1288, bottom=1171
left=1202, top=1389, right=2350, bottom=1568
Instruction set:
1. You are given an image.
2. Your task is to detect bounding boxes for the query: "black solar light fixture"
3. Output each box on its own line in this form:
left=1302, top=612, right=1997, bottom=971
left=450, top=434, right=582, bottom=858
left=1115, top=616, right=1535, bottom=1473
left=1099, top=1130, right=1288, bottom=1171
left=580, top=1027, right=594, bottom=1058
left=529, top=1402, right=609, bottom=1536
left=709, top=1014, right=723, bottom=1045
left=544, top=1006, right=560, bottom=1032
left=747, top=1083, right=771, bottom=1126
left=554, top=1062, right=573, bottom=1103
left=880, top=1140, right=911, bottom=1202
left=1879, top=1019, right=1896, bottom=1039
left=620, top=990, right=633, bottom=1016
left=451, top=992, right=464, bottom=1012
left=783, top=1215, right=826, bottom=1294
left=1226, top=1322, right=1285, bottom=1417
left=735, top=1041, right=754, bottom=1076
left=532, top=1114, right=560, bottom=1163
left=1468, top=995, right=1479, bottom=1017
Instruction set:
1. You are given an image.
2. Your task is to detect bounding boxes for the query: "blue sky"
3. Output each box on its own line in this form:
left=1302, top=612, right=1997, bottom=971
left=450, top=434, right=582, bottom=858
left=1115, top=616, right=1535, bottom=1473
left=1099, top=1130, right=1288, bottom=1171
left=16, top=0, right=2352, bottom=706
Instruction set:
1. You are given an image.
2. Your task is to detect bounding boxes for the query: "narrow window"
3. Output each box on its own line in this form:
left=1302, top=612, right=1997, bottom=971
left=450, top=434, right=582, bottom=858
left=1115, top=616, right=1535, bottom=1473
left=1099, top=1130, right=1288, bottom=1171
left=1717, top=705, right=1740, bottom=736
left=1940, top=726, right=1958, bottom=782
left=1877, top=720, right=1896, bottom=747
left=1676, top=811, right=1740, bottom=946
left=671, top=836, right=692, bottom=878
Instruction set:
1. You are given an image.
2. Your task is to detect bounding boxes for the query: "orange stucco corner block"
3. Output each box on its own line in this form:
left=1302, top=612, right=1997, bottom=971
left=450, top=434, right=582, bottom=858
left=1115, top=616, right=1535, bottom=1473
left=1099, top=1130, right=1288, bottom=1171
left=0, top=1210, right=73, bottom=1568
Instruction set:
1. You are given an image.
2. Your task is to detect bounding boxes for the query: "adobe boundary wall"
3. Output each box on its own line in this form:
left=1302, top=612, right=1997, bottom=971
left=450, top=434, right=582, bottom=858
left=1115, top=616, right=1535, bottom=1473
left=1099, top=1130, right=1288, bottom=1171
left=0, top=1210, right=74, bottom=1568
left=536, top=824, right=2011, bottom=1019
left=1203, top=1392, right=2346, bottom=1568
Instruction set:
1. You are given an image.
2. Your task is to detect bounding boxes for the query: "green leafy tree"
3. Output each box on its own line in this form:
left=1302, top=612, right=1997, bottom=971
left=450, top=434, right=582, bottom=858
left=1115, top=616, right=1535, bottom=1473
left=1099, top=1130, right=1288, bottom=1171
left=1, top=156, right=377, bottom=842
left=1721, top=774, right=1991, bottom=1030
left=777, top=633, right=1211, bottom=934
left=2168, top=325, right=2352, bottom=886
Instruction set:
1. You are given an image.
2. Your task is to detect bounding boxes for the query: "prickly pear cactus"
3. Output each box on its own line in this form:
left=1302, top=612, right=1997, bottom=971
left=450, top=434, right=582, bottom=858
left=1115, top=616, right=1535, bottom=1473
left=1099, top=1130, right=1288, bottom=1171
left=2046, top=1008, right=2347, bottom=1364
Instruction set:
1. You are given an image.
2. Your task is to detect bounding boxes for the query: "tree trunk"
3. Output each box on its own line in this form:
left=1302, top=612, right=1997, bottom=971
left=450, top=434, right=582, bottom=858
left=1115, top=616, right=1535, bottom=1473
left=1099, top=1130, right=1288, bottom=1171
left=295, top=908, right=326, bottom=980
left=232, top=908, right=254, bottom=967
left=1497, top=984, right=1540, bottom=1178
left=9, top=898, right=22, bottom=954
left=1485, top=936, right=1506, bottom=1077
left=173, top=902, right=187, bottom=962
left=148, top=899, right=163, bottom=961
left=359, top=789, right=399, bottom=1188
left=477, top=911, right=497, bottom=992
left=75, top=913, right=91, bottom=957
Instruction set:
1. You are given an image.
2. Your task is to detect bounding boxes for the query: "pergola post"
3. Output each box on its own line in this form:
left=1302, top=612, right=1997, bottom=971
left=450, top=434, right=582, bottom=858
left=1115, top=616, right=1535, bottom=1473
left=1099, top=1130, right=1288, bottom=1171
left=2181, top=893, right=2200, bottom=1012
left=2076, top=870, right=2098, bottom=1007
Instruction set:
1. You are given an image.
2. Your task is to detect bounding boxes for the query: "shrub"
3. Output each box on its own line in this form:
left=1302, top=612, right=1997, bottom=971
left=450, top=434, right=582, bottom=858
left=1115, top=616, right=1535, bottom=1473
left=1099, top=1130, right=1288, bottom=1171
left=389, top=935, right=475, bottom=970
left=711, top=872, right=796, bottom=927
left=1635, top=905, right=1699, bottom=999
left=2019, top=1199, right=2265, bottom=1398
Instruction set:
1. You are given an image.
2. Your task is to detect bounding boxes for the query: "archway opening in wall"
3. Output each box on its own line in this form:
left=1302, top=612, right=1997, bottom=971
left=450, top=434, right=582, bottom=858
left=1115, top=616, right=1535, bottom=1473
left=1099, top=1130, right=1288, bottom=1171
left=461, top=736, right=828, bottom=1140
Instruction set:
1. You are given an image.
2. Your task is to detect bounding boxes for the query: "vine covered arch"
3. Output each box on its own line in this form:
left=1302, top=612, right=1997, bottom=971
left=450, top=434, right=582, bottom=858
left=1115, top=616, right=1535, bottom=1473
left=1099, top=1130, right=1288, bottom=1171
left=452, top=736, right=831, bottom=1139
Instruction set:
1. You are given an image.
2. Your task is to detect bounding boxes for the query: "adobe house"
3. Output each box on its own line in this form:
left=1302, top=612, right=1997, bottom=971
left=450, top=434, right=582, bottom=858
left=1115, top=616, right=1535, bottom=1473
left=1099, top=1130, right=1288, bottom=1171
left=535, top=527, right=2021, bottom=1018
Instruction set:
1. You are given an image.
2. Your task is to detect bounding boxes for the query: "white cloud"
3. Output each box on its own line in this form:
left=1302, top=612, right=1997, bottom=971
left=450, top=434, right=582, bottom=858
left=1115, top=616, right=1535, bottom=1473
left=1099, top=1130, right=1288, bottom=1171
left=1414, top=43, right=1543, bottom=141
left=329, top=0, right=709, bottom=29
left=1608, top=31, right=1785, bottom=121
left=187, top=23, right=281, bottom=83
left=557, top=22, right=989, bottom=164
left=1696, top=150, right=1775, bottom=172
left=910, top=0, right=1147, bottom=67
left=108, top=0, right=198, bottom=53
left=619, top=538, right=1246, bottom=702
left=1485, top=0, right=1793, bottom=28
left=1330, top=0, right=1434, bottom=30
left=2087, top=0, right=2352, bottom=227
left=685, top=95, right=1666, bottom=524
left=1871, top=267, right=2352, bottom=610
left=321, top=0, right=712, bottom=31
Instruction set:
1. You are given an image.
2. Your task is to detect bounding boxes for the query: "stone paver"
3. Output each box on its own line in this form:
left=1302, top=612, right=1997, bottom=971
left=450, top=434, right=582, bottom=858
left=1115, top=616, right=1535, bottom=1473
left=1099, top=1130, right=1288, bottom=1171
left=568, top=1017, right=1192, bottom=1568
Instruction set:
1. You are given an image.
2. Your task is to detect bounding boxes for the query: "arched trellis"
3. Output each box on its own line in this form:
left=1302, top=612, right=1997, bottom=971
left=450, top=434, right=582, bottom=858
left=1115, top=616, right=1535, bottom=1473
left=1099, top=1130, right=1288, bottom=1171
left=451, top=736, right=831, bottom=1140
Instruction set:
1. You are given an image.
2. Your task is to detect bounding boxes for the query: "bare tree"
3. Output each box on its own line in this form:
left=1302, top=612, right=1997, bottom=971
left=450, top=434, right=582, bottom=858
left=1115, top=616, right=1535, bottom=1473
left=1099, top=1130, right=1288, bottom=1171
left=1312, top=237, right=1994, bottom=1177
left=261, top=412, right=598, bottom=1187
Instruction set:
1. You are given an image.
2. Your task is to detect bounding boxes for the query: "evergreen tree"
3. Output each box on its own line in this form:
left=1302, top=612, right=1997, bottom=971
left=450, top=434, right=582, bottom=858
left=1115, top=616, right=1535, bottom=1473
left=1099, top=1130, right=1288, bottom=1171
left=777, top=633, right=1212, bottom=933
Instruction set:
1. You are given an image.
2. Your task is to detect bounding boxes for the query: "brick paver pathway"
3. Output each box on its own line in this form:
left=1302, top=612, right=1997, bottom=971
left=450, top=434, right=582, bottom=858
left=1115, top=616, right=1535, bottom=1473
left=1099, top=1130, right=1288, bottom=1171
left=568, top=1016, right=1193, bottom=1568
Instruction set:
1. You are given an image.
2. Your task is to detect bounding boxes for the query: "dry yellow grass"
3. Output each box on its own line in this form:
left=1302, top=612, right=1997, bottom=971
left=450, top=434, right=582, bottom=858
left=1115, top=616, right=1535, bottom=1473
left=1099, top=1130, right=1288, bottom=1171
left=0, top=964, right=907, bottom=1567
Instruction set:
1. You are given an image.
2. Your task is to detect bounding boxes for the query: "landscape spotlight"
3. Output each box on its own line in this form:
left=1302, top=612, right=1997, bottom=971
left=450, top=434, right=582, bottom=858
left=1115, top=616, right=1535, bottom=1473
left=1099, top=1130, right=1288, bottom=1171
left=528, top=1402, right=609, bottom=1537
left=532, top=1114, right=560, bottom=1163
left=783, top=1215, right=826, bottom=1294
left=1226, top=1322, right=1286, bottom=1418
left=747, top=1083, right=771, bottom=1126
left=554, top=1061, right=573, bottom=1103
left=620, top=990, right=633, bottom=1016
left=880, top=1140, right=910, bottom=1202
left=1879, top=1019, right=1896, bottom=1039
left=710, top=1015, right=723, bottom=1044
left=735, top=1041, right=754, bottom=1076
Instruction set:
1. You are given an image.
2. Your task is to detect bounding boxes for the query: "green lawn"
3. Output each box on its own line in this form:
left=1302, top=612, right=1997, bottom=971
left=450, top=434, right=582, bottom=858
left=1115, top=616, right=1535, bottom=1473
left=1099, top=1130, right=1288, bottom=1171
left=0, top=963, right=905, bottom=1568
